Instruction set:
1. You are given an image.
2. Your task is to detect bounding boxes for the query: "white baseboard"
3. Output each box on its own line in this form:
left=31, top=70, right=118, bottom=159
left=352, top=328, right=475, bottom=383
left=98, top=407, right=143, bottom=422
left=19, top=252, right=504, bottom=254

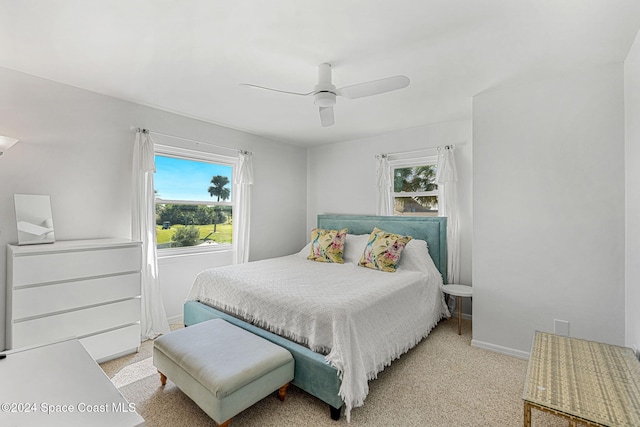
left=167, top=314, right=184, bottom=326
left=450, top=311, right=472, bottom=321
left=471, top=339, right=530, bottom=360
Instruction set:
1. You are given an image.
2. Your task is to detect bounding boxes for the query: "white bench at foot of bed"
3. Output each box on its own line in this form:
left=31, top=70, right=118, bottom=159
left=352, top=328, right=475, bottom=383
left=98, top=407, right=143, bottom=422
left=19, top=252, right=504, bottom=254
left=153, top=319, right=295, bottom=427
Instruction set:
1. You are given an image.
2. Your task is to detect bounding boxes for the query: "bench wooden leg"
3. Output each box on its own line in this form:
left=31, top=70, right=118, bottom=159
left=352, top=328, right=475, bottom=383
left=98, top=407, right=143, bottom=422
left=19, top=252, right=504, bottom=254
left=158, top=371, right=167, bottom=386
left=217, top=419, right=231, bottom=427
left=278, top=383, right=290, bottom=401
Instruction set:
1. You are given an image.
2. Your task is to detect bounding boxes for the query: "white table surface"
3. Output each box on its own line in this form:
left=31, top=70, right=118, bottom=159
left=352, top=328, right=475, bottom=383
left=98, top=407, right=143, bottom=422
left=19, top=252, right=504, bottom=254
left=0, top=339, right=144, bottom=427
left=441, top=284, right=473, bottom=297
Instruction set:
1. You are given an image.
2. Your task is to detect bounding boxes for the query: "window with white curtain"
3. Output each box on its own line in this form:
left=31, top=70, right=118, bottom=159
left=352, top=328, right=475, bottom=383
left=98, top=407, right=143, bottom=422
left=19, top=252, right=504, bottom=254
left=390, top=156, right=439, bottom=216
left=154, top=144, right=237, bottom=255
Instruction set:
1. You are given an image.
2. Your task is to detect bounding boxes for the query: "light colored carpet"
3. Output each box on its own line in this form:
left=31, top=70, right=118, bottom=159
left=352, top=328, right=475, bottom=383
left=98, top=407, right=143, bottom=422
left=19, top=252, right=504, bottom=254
left=100, top=319, right=565, bottom=426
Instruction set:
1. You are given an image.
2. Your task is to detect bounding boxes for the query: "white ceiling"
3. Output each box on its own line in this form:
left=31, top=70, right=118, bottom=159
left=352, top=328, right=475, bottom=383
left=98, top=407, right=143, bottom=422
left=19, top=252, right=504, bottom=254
left=1, top=1, right=640, bottom=147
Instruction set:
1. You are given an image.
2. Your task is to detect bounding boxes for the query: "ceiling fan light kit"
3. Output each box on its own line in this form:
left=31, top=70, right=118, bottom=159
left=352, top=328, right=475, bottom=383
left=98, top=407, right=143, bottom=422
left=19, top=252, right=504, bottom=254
left=313, top=63, right=337, bottom=108
left=314, top=92, right=336, bottom=108
left=242, top=63, right=410, bottom=127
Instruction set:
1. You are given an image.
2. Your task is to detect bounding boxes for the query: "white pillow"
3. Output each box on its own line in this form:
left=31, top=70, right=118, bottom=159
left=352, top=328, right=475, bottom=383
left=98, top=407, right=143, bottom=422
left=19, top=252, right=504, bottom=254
left=343, top=234, right=370, bottom=264
left=297, top=241, right=312, bottom=257
left=297, top=233, right=368, bottom=263
left=396, top=239, right=431, bottom=273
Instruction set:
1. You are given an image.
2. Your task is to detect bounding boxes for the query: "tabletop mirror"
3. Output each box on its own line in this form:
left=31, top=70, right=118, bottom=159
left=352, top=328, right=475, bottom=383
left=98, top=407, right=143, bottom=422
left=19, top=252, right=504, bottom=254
left=14, top=194, right=55, bottom=245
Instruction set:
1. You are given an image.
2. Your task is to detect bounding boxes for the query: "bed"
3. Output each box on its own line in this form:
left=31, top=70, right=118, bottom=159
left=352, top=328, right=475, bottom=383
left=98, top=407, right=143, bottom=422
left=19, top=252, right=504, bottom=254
left=184, top=214, right=448, bottom=421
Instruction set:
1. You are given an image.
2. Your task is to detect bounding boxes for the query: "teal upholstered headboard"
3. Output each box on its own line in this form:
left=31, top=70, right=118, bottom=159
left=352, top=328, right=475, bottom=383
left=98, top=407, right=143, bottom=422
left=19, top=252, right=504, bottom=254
left=317, top=214, right=448, bottom=283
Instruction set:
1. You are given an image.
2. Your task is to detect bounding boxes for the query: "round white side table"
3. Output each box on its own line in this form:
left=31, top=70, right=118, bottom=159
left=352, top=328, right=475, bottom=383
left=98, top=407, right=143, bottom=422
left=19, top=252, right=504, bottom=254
left=441, top=284, right=473, bottom=335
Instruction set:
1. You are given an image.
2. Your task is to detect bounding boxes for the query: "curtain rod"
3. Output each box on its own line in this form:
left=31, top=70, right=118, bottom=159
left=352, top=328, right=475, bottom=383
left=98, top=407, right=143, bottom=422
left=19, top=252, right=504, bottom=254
left=132, top=127, right=251, bottom=155
left=377, top=145, right=454, bottom=159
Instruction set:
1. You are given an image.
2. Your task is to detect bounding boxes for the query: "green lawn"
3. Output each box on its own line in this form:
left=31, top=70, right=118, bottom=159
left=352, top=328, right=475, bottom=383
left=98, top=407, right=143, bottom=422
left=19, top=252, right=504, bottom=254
left=156, top=223, right=232, bottom=246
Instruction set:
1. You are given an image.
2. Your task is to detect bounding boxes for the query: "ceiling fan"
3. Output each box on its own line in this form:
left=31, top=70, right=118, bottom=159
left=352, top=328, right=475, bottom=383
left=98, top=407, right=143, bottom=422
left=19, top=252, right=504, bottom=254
left=241, top=63, right=410, bottom=127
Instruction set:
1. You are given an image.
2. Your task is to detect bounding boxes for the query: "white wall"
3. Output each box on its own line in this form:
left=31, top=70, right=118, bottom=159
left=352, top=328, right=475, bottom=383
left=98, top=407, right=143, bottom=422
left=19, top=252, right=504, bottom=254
left=306, top=120, right=473, bottom=295
left=625, top=30, right=640, bottom=352
left=0, top=67, right=307, bottom=347
left=472, top=64, right=626, bottom=357
left=2, top=56, right=633, bottom=357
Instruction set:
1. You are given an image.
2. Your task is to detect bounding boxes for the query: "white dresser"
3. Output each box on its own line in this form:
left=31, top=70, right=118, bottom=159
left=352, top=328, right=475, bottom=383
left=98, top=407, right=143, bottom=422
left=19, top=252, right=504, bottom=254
left=6, top=238, right=142, bottom=362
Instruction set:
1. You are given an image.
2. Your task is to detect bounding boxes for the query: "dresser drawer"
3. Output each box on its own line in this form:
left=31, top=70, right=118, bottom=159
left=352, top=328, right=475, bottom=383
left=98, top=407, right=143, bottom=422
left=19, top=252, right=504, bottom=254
left=12, top=273, right=141, bottom=320
left=12, top=298, right=141, bottom=350
left=11, top=245, right=141, bottom=287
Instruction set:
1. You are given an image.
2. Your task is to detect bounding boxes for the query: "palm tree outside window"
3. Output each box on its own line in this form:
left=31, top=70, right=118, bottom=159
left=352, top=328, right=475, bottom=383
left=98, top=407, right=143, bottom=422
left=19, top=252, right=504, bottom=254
left=392, top=159, right=439, bottom=216
left=154, top=151, right=235, bottom=252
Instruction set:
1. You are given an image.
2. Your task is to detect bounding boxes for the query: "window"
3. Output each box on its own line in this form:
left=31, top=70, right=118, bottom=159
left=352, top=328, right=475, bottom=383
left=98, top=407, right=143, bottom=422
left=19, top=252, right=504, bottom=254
left=154, top=145, right=236, bottom=253
left=391, top=157, right=439, bottom=216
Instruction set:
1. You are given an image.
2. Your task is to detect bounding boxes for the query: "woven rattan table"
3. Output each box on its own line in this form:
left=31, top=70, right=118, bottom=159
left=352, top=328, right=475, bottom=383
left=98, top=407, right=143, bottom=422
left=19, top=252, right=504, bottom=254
left=523, top=331, right=640, bottom=426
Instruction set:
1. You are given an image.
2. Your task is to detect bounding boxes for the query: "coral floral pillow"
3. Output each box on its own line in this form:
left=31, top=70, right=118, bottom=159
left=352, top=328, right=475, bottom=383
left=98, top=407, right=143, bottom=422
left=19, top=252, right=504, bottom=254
left=358, top=227, right=412, bottom=272
left=307, top=228, right=348, bottom=263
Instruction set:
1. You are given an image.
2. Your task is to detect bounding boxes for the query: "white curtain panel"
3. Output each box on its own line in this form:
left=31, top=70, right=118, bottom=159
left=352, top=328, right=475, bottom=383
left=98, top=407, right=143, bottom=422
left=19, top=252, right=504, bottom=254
left=132, top=131, right=170, bottom=340
left=375, top=154, right=392, bottom=216
left=233, top=151, right=254, bottom=264
left=436, top=146, right=460, bottom=285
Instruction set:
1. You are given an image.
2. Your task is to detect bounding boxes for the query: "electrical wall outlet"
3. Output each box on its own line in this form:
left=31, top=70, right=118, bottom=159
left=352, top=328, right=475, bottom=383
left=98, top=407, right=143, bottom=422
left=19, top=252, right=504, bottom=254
left=554, top=319, right=570, bottom=337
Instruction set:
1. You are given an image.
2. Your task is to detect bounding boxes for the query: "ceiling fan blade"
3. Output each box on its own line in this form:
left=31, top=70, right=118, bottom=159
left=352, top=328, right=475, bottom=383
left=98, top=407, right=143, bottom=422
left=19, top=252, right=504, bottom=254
left=319, top=106, right=335, bottom=127
left=336, top=75, right=410, bottom=100
left=239, top=83, right=313, bottom=96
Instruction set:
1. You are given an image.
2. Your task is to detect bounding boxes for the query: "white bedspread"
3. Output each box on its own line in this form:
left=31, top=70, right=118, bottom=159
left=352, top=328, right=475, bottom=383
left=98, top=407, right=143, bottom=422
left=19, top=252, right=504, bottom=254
left=186, top=240, right=448, bottom=420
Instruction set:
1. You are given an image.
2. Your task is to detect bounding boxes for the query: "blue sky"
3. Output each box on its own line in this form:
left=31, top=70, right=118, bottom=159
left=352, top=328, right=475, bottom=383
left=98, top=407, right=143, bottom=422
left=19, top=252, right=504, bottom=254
left=155, top=155, right=233, bottom=202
